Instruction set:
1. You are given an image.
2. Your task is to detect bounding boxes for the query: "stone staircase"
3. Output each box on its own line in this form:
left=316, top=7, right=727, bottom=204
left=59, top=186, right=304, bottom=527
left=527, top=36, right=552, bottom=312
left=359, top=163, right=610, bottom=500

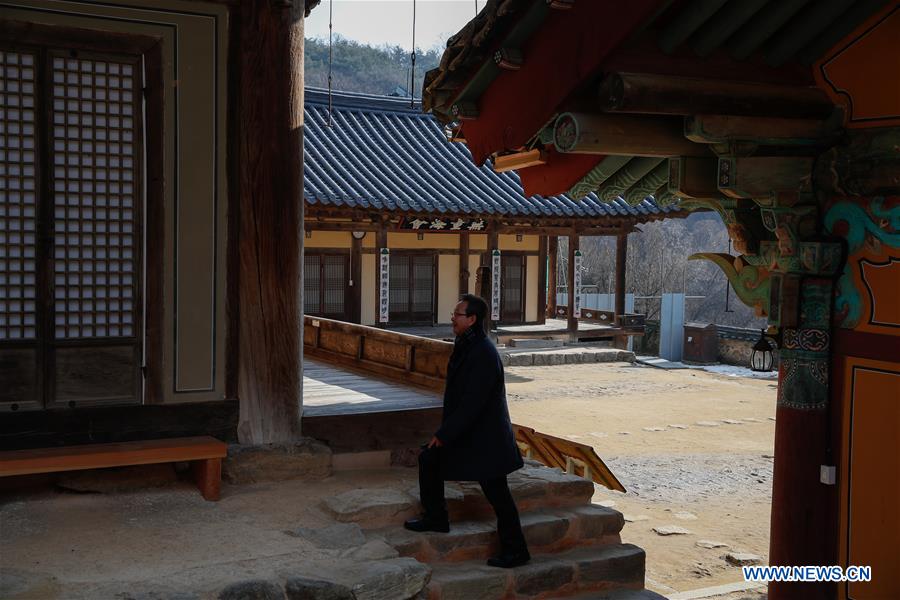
left=324, top=463, right=662, bottom=599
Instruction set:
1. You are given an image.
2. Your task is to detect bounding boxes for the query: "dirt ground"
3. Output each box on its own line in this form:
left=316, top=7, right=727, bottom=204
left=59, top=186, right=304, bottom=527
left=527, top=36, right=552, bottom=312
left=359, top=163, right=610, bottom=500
left=505, top=361, right=777, bottom=598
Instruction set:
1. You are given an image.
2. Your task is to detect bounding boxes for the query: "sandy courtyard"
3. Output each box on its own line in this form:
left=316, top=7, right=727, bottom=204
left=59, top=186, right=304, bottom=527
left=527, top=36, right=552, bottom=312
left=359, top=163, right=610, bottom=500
left=505, top=361, right=776, bottom=597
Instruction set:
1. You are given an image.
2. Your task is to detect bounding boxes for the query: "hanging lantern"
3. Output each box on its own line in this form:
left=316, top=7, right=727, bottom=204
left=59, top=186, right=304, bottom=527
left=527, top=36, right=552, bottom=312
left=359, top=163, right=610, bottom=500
left=750, top=330, right=775, bottom=372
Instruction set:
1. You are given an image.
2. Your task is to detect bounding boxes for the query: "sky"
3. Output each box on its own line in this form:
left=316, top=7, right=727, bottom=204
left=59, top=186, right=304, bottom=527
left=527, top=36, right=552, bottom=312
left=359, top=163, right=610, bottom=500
left=305, top=0, right=481, bottom=51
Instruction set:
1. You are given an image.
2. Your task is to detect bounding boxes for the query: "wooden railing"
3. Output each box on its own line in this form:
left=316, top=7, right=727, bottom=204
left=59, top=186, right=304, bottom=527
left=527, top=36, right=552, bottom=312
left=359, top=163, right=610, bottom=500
left=304, top=316, right=624, bottom=491
left=554, top=306, right=646, bottom=330
left=303, top=316, right=452, bottom=393
left=514, top=425, right=626, bottom=492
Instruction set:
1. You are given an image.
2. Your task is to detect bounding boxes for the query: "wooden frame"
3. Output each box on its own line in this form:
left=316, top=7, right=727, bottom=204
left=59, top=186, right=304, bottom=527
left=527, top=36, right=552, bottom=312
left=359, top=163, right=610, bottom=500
left=0, top=25, right=165, bottom=410
left=386, top=250, right=439, bottom=325
left=303, top=249, right=352, bottom=321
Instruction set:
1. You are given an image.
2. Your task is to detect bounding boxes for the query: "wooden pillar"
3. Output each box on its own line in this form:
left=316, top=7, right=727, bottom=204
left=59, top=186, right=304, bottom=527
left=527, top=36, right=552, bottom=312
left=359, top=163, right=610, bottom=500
left=537, top=235, right=547, bottom=325
left=236, top=1, right=305, bottom=444
left=459, top=232, right=470, bottom=296
left=350, top=234, right=362, bottom=323
left=567, top=231, right=579, bottom=338
left=614, top=232, right=628, bottom=349
left=547, top=236, right=558, bottom=318
left=375, top=226, right=388, bottom=327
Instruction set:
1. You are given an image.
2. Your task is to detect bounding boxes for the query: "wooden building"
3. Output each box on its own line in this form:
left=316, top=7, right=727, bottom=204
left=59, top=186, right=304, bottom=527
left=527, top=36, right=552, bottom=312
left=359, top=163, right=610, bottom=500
left=1, top=0, right=318, bottom=448
left=302, top=88, right=684, bottom=332
left=422, top=2, right=900, bottom=599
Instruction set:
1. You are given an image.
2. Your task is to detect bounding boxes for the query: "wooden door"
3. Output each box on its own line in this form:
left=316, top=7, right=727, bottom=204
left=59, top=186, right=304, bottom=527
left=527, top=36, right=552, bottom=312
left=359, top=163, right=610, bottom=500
left=500, top=254, right=525, bottom=323
left=389, top=253, right=435, bottom=324
left=303, top=252, right=349, bottom=320
left=0, top=48, right=144, bottom=411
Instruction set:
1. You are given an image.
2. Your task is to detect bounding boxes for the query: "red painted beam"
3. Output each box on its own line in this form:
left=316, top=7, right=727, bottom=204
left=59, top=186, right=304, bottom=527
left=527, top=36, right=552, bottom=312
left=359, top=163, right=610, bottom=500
left=518, top=149, right=603, bottom=197
left=460, top=0, right=663, bottom=166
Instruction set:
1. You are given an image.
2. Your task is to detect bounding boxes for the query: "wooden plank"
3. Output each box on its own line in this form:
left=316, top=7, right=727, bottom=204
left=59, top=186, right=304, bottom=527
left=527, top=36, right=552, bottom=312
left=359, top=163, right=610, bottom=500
left=597, top=72, right=835, bottom=119
left=685, top=114, right=839, bottom=146
left=0, top=436, right=227, bottom=477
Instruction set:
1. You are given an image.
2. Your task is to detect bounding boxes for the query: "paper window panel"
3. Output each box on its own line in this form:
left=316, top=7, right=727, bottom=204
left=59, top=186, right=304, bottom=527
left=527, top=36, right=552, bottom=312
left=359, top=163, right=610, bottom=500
left=50, top=55, right=138, bottom=340
left=0, top=51, right=39, bottom=341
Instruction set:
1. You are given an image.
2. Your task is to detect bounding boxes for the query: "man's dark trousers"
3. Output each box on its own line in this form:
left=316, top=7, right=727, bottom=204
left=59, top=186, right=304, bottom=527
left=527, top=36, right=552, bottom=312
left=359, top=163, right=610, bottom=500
left=419, top=445, right=527, bottom=553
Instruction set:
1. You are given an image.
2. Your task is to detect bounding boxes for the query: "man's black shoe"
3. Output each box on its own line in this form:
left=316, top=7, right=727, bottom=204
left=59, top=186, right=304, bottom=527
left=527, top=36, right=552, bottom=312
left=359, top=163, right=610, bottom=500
left=403, top=516, right=450, bottom=533
left=486, top=550, right=531, bottom=568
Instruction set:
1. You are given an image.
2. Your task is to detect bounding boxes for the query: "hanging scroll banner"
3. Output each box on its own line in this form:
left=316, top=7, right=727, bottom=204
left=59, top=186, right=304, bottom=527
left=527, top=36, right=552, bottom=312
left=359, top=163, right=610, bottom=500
left=491, top=249, right=502, bottom=321
left=379, top=248, right=390, bottom=323
left=573, top=249, right=583, bottom=318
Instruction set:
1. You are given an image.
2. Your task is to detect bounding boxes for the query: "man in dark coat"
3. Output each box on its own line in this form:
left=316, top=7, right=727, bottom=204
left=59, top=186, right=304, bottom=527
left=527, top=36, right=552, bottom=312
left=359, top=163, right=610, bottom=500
left=404, top=294, right=530, bottom=568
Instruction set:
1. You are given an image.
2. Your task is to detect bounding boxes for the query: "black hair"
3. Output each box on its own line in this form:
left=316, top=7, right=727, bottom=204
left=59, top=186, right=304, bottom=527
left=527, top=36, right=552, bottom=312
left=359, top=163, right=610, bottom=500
left=460, top=293, right=487, bottom=329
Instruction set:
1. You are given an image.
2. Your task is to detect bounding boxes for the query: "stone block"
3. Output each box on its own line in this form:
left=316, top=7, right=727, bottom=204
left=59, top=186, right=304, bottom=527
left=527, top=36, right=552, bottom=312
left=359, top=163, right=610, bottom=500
left=223, top=439, right=332, bottom=484
left=574, top=544, right=645, bottom=585
left=341, top=540, right=400, bottom=561
left=509, top=338, right=564, bottom=348
left=331, top=451, right=391, bottom=471
left=284, top=578, right=354, bottom=600
left=514, top=560, right=575, bottom=595
left=521, top=512, right=570, bottom=547
left=500, top=353, right=511, bottom=366
left=218, top=580, right=284, bottom=600
left=337, top=558, right=431, bottom=600
left=286, top=523, right=366, bottom=549
left=571, top=505, right=625, bottom=538
left=323, top=488, right=416, bottom=527
left=429, top=564, right=510, bottom=600
left=508, top=353, right=534, bottom=367
left=725, top=552, right=762, bottom=566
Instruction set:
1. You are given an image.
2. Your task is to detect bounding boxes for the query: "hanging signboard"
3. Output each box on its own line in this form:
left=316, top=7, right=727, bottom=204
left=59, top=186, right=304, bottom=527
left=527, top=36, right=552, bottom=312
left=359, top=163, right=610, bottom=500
left=573, top=249, right=583, bottom=318
left=379, top=248, right=390, bottom=323
left=491, top=249, right=502, bottom=321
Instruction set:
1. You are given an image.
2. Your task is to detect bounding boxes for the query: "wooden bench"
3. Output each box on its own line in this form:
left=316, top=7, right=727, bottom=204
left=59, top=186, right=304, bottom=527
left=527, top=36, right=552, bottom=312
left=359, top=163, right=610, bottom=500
left=0, top=436, right=228, bottom=501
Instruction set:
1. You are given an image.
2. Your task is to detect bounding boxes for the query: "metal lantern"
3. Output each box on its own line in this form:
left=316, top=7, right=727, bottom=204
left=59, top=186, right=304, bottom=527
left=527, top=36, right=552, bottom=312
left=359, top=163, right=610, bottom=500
left=750, top=330, right=775, bottom=372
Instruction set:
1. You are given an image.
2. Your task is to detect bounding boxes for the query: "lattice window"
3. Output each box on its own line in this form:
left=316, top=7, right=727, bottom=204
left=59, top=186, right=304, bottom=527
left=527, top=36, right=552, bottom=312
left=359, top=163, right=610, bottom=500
left=501, top=255, right=524, bottom=322
left=0, top=50, right=38, bottom=341
left=50, top=55, right=139, bottom=339
left=322, top=255, right=346, bottom=316
left=304, top=254, right=321, bottom=314
left=412, top=255, right=433, bottom=314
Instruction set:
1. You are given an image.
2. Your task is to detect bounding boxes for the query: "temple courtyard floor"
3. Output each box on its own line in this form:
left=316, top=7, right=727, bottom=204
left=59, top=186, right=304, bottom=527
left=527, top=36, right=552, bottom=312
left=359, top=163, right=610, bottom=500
left=505, top=361, right=776, bottom=598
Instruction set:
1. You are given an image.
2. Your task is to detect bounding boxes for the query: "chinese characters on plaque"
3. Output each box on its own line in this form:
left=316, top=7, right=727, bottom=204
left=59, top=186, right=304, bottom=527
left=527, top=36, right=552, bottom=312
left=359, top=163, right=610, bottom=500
left=379, top=248, right=390, bottom=323
left=491, top=249, right=501, bottom=321
left=573, top=249, right=583, bottom=318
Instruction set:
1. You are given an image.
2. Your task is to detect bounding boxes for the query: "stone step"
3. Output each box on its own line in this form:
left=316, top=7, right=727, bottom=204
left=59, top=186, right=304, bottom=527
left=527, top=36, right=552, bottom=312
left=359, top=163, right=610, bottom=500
left=503, top=348, right=634, bottom=367
left=424, top=543, right=646, bottom=600
left=377, top=504, right=624, bottom=563
left=322, top=464, right=595, bottom=529
left=509, top=338, right=566, bottom=348
left=548, top=589, right=668, bottom=600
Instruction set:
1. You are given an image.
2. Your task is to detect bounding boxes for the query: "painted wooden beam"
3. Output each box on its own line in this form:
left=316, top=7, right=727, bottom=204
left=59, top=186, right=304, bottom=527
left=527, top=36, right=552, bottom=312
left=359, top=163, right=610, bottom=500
left=764, top=0, right=856, bottom=67
left=597, top=72, right=835, bottom=119
left=624, top=160, right=669, bottom=206
left=553, top=112, right=707, bottom=157
left=668, top=156, right=720, bottom=199
left=568, top=155, right=632, bottom=200
left=494, top=48, right=523, bottom=71
left=658, top=0, right=729, bottom=54
left=729, top=0, right=810, bottom=60
left=493, top=149, right=547, bottom=173
left=690, top=0, right=769, bottom=57
left=717, top=156, right=815, bottom=199
left=685, top=114, right=840, bottom=146
left=596, top=157, right=664, bottom=203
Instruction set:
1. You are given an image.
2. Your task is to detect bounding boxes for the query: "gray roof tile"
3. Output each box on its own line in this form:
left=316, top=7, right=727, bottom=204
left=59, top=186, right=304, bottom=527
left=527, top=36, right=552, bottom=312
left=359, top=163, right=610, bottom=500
left=304, top=88, right=677, bottom=219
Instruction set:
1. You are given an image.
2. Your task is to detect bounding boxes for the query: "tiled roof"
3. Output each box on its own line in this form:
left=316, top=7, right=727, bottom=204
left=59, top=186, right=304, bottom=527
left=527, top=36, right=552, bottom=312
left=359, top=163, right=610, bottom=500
left=304, top=88, right=680, bottom=220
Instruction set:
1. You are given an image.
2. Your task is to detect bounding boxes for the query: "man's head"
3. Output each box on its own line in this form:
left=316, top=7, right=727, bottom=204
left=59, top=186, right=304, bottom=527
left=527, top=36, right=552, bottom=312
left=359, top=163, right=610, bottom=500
left=452, top=294, right=487, bottom=336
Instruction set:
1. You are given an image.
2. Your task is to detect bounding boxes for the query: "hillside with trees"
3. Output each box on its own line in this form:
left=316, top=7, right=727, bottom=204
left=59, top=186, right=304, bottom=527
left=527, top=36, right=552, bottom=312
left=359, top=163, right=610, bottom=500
left=304, top=39, right=764, bottom=330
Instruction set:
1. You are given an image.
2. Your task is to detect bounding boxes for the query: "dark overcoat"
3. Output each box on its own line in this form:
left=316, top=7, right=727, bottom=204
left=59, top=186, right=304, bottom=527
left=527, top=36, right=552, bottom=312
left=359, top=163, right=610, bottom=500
left=434, top=327, right=524, bottom=481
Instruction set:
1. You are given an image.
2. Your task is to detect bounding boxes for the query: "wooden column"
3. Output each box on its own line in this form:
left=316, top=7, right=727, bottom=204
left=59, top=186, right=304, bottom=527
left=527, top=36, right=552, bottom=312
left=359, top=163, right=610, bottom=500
left=567, top=232, right=579, bottom=338
left=236, top=1, right=305, bottom=444
left=537, top=235, right=547, bottom=325
left=459, top=232, right=470, bottom=296
left=375, top=227, right=388, bottom=327
left=547, top=236, right=558, bottom=318
left=350, top=234, right=362, bottom=323
left=614, top=232, right=628, bottom=349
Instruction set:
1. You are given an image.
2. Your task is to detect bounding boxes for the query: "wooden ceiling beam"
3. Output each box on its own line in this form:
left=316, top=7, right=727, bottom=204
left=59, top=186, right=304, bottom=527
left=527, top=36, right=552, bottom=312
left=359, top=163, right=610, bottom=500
left=685, top=114, right=841, bottom=146
left=553, top=112, right=709, bottom=157
left=493, top=149, right=548, bottom=173
left=597, top=72, right=835, bottom=119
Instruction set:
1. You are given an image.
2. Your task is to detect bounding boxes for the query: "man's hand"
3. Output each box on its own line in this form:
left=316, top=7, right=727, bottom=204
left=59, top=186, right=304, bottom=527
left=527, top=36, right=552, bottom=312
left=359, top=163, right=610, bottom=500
left=427, top=435, right=443, bottom=448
